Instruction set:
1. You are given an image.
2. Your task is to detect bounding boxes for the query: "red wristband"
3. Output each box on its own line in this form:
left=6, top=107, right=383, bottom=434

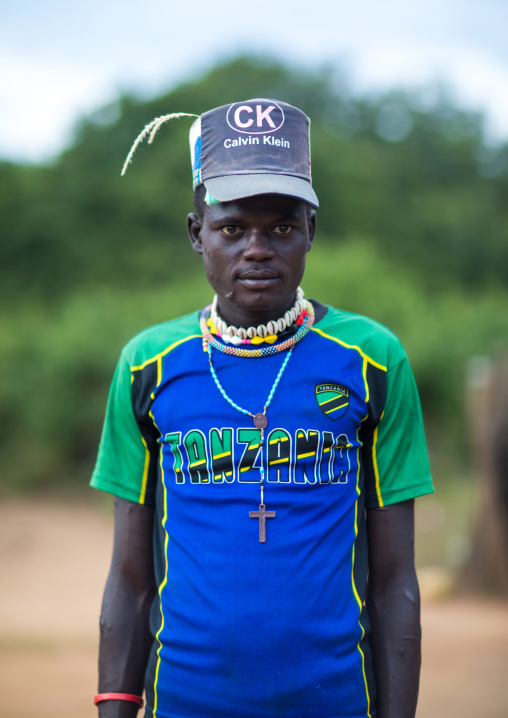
left=94, top=693, right=144, bottom=708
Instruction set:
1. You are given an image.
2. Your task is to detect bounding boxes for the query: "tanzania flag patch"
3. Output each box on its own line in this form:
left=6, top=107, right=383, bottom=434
left=315, top=383, right=350, bottom=421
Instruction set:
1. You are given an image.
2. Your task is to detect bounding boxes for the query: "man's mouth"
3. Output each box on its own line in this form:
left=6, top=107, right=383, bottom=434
left=237, top=270, right=279, bottom=289
left=238, top=269, right=279, bottom=289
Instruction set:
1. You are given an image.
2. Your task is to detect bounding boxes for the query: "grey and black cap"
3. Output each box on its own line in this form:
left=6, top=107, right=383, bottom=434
left=189, top=99, right=319, bottom=208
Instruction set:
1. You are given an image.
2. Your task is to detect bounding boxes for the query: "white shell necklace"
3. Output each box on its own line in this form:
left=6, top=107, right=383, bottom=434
left=210, top=287, right=305, bottom=345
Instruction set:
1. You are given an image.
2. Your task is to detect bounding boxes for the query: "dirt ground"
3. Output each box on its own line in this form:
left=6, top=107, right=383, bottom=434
left=1, top=499, right=507, bottom=718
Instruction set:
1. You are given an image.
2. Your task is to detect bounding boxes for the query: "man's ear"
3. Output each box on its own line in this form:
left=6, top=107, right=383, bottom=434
left=187, top=213, right=203, bottom=255
left=306, top=210, right=316, bottom=252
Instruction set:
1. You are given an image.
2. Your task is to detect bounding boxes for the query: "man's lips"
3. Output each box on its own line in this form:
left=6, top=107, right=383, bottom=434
left=237, top=271, right=279, bottom=289
left=237, top=269, right=279, bottom=280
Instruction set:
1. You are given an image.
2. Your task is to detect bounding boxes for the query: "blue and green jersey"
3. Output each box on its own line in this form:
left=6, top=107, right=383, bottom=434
left=91, top=303, right=433, bottom=718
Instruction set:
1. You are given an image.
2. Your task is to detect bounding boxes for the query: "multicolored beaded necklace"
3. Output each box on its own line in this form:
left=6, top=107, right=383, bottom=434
left=209, top=287, right=305, bottom=345
left=200, top=299, right=315, bottom=359
left=201, top=294, right=314, bottom=541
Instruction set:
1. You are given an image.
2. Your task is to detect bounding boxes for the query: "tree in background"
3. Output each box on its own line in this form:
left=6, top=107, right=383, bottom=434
left=1, top=55, right=508, bottom=492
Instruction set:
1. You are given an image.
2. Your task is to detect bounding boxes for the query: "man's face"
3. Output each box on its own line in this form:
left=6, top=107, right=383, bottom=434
left=187, top=193, right=316, bottom=326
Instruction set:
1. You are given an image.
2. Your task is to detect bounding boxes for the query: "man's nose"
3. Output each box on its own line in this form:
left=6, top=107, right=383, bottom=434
left=242, top=231, right=275, bottom=261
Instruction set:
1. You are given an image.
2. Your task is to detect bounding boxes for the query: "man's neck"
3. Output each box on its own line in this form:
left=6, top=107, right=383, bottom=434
left=216, top=294, right=298, bottom=328
left=215, top=297, right=327, bottom=328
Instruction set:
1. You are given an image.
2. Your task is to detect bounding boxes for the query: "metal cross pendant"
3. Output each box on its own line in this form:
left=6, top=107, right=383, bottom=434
left=249, top=503, right=276, bottom=543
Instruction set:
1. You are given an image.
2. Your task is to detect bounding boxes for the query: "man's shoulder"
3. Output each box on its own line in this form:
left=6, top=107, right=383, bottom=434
left=314, top=303, right=407, bottom=370
left=120, top=311, right=202, bottom=369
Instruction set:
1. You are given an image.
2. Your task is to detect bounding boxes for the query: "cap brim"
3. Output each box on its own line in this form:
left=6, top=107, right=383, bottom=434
left=204, top=174, right=319, bottom=209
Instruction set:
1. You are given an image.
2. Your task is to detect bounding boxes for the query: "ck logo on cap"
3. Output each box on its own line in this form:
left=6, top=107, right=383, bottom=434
left=226, top=100, right=285, bottom=135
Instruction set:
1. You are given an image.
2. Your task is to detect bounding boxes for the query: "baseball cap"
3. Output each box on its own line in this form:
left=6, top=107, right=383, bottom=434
left=189, top=99, right=319, bottom=208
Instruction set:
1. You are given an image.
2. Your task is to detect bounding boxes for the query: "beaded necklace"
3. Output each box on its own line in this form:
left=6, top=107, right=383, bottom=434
left=202, top=296, right=314, bottom=542
left=207, top=316, right=299, bottom=346
left=210, top=287, right=305, bottom=344
left=200, top=300, right=315, bottom=358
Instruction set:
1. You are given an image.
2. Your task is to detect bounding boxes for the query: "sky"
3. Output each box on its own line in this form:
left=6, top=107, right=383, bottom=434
left=2, top=0, right=508, bottom=163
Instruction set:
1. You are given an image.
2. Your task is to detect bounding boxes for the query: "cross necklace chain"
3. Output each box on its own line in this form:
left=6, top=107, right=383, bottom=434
left=203, top=299, right=314, bottom=542
left=207, top=342, right=294, bottom=542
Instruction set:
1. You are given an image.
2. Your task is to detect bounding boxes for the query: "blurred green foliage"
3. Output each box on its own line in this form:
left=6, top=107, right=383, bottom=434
left=1, top=56, right=508, bottom=490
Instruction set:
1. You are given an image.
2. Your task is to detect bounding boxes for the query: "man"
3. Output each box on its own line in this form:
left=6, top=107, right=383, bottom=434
left=91, top=98, right=434, bottom=718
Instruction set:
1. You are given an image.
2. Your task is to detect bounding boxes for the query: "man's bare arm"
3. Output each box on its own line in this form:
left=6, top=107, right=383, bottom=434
left=366, top=499, right=421, bottom=718
left=98, top=497, right=157, bottom=718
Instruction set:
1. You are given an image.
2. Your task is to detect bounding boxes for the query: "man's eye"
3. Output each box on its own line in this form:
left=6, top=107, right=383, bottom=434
left=221, top=225, right=241, bottom=236
left=273, top=225, right=292, bottom=235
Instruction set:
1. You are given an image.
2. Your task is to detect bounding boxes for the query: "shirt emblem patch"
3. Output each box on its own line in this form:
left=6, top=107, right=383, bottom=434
left=315, top=383, right=350, bottom=421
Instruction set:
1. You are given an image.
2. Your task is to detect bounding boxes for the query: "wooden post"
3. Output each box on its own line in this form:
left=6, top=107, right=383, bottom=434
left=459, top=356, right=508, bottom=595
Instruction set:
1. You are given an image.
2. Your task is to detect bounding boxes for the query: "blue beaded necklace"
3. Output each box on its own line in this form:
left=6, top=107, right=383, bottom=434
left=207, top=342, right=294, bottom=428
left=206, top=341, right=295, bottom=543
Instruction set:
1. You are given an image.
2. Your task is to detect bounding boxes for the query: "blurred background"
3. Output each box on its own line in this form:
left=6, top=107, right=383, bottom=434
left=1, top=1, right=508, bottom=716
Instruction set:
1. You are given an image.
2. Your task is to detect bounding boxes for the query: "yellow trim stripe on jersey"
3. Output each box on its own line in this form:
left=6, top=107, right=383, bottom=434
left=131, top=334, right=202, bottom=374
left=362, top=358, right=369, bottom=404
left=129, top=373, right=153, bottom=505
left=372, top=410, right=385, bottom=508
left=152, top=413, right=167, bottom=718
left=351, top=420, right=373, bottom=718
left=311, top=325, right=388, bottom=508
left=136, top=338, right=205, bottom=715
left=131, top=333, right=201, bottom=504
left=139, top=437, right=151, bottom=504
left=311, top=326, right=387, bottom=371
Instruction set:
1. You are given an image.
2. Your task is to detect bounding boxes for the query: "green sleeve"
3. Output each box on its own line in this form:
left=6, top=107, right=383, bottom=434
left=366, top=354, right=434, bottom=508
left=90, top=351, right=155, bottom=505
